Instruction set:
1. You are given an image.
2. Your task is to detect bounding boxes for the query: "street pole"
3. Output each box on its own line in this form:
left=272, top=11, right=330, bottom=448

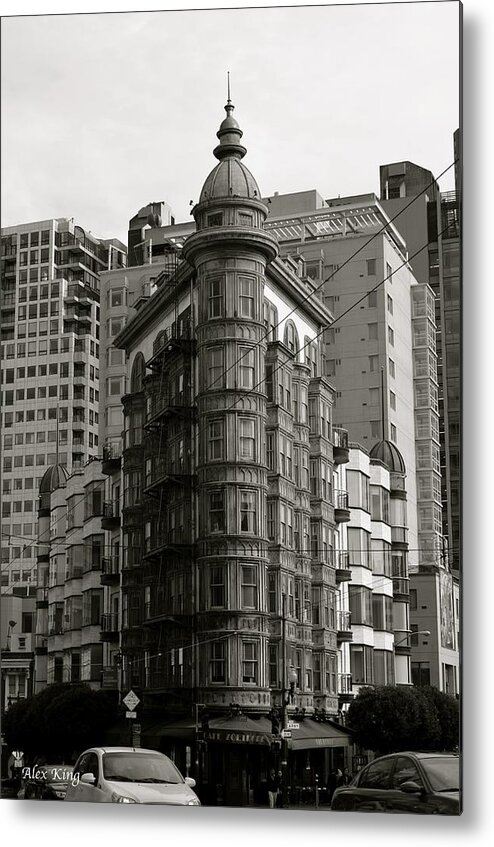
left=281, top=594, right=288, bottom=808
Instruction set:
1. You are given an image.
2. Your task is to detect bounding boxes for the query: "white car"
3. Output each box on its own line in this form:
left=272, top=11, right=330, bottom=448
left=64, top=747, right=201, bottom=805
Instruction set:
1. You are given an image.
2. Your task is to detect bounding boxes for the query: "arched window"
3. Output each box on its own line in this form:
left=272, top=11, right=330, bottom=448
left=284, top=320, right=299, bottom=356
left=130, top=352, right=145, bottom=393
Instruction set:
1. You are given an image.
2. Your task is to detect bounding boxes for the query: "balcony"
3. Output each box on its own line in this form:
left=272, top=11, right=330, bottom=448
left=100, top=613, right=119, bottom=642
left=36, top=588, right=49, bottom=609
left=100, top=555, right=120, bottom=586
left=336, top=610, right=353, bottom=642
left=392, top=576, right=410, bottom=601
left=65, top=566, right=83, bottom=581
left=101, top=500, right=121, bottom=531
left=335, top=551, right=352, bottom=583
left=332, top=427, right=349, bottom=464
left=146, top=322, right=196, bottom=372
left=144, top=462, right=196, bottom=496
left=102, top=440, right=122, bottom=475
left=35, top=637, right=48, bottom=656
left=143, top=531, right=193, bottom=561
left=334, top=490, right=350, bottom=523
left=144, top=393, right=196, bottom=431
left=338, top=673, right=353, bottom=703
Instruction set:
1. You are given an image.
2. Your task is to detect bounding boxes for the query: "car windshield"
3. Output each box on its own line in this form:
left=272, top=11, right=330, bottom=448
left=422, top=757, right=460, bottom=791
left=102, top=752, right=184, bottom=784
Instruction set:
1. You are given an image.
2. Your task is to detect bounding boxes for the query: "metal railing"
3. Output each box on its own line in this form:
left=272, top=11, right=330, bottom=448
left=337, top=610, right=352, bottom=631
left=334, top=490, right=349, bottom=510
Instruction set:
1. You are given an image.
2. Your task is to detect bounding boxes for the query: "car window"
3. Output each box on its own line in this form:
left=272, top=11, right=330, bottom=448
left=391, top=757, right=423, bottom=789
left=73, top=753, right=89, bottom=778
left=421, top=757, right=460, bottom=791
left=102, top=752, right=183, bottom=784
left=358, top=758, right=394, bottom=789
left=85, top=753, right=99, bottom=779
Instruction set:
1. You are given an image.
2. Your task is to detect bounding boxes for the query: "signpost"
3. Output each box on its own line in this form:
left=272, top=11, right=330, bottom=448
left=123, top=690, right=140, bottom=747
left=286, top=721, right=299, bottom=730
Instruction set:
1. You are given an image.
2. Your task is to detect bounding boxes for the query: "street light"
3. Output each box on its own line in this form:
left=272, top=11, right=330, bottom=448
left=395, top=630, right=431, bottom=647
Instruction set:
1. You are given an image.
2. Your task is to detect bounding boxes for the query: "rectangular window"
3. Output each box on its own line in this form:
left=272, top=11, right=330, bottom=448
left=390, top=390, right=396, bottom=410
left=367, top=290, right=377, bottom=307
left=239, top=347, right=255, bottom=389
left=242, top=641, right=258, bottom=684
left=207, top=347, right=224, bottom=388
left=368, top=323, right=378, bottom=341
left=240, top=490, right=256, bottom=533
left=208, top=419, right=224, bottom=460
left=208, top=277, right=223, bottom=318
left=210, top=642, right=225, bottom=683
left=387, top=294, right=393, bottom=314
left=239, top=418, right=255, bottom=460
left=389, top=358, right=395, bottom=378
left=366, top=258, right=376, bottom=276
left=241, top=565, right=257, bottom=608
left=210, top=566, right=226, bottom=607
left=210, top=491, right=225, bottom=533
left=239, top=277, right=255, bottom=318
left=388, top=326, right=394, bottom=346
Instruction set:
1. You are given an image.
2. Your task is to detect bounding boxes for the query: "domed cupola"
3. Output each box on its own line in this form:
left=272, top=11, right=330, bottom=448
left=38, top=463, right=69, bottom=517
left=369, top=439, right=406, bottom=475
left=183, top=88, right=278, bottom=266
left=39, top=463, right=70, bottom=495
left=199, top=99, right=261, bottom=205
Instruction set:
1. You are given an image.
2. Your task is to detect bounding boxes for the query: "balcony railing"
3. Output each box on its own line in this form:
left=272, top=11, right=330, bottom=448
left=338, top=673, right=353, bottom=695
left=337, top=610, right=352, bottom=632
left=332, top=427, right=350, bottom=464
left=392, top=577, right=410, bottom=597
left=334, top=490, right=350, bottom=522
left=101, top=613, right=118, bottom=633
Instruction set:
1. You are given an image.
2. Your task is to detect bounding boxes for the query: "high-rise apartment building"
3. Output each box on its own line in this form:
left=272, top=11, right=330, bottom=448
left=0, top=218, right=126, bottom=591
left=380, top=146, right=461, bottom=575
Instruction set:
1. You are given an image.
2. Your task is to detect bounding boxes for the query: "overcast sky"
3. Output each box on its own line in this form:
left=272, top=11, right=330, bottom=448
left=1, top=2, right=460, bottom=245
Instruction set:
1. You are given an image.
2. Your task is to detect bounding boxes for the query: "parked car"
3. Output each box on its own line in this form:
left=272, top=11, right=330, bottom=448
left=1, top=776, right=22, bottom=799
left=23, top=765, right=74, bottom=800
left=331, top=751, right=460, bottom=815
left=64, top=747, right=201, bottom=805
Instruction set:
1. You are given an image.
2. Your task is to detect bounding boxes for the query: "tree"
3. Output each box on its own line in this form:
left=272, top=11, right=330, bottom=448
left=346, top=685, right=443, bottom=755
left=418, top=686, right=460, bottom=751
left=3, top=683, right=119, bottom=763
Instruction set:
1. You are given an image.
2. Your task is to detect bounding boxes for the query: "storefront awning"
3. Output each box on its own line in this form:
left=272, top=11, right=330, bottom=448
left=143, top=717, right=196, bottom=740
left=206, top=715, right=272, bottom=746
left=288, top=719, right=353, bottom=750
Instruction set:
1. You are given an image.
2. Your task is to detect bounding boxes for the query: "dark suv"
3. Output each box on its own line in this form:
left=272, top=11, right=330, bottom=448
left=331, top=752, right=460, bottom=815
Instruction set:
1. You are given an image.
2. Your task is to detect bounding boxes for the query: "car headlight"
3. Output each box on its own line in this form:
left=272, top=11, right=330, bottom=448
left=111, top=792, right=137, bottom=803
left=187, top=798, right=201, bottom=806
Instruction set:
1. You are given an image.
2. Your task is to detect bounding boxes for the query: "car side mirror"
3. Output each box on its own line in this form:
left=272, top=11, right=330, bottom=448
left=400, top=780, right=422, bottom=794
left=184, top=777, right=196, bottom=788
left=81, top=772, right=97, bottom=785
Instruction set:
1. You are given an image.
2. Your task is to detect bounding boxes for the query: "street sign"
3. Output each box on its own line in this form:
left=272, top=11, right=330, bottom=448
left=126, top=711, right=137, bottom=719
left=123, top=690, right=140, bottom=711
left=281, top=729, right=292, bottom=739
left=287, top=721, right=300, bottom=730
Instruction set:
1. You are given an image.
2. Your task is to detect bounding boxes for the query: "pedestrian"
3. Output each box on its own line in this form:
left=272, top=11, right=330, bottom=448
left=327, top=768, right=343, bottom=803
left=266, top=768, right=280, bottom=809
left=342, top=766, right=353, bottom=786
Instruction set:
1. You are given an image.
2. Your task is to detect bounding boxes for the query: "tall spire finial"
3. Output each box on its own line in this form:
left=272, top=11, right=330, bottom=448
left=227, top=70, right=231, bottom=105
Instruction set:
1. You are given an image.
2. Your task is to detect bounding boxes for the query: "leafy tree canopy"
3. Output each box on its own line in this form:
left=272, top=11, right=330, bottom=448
left=346, top=685, right=459, bottom=755
left=3, top=683, right=119, bottom=763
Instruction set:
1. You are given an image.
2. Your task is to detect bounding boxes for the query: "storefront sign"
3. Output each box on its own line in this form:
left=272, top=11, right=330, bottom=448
left=205, top=730, right=270, bottom=745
